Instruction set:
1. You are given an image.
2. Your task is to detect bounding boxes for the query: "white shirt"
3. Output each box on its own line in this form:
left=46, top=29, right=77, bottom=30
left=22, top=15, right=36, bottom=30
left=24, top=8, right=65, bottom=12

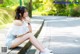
left=8, top=20, right=29, bottom=36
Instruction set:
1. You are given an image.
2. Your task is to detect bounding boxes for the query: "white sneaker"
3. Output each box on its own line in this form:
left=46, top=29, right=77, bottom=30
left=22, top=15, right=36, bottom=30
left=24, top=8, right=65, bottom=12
left=44, top=48, right=53, bottom=53
left=39, top=48, right=54, bottom=54
left=39, top=51, right=53, bottom=54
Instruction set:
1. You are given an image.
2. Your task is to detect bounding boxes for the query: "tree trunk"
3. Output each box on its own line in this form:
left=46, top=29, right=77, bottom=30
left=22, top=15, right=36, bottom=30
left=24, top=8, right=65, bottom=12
left=0, top=0, right=3, bottom=4
left=66, top=0, right=69, bottom=16
left=28, top=0, right=32, bottom=18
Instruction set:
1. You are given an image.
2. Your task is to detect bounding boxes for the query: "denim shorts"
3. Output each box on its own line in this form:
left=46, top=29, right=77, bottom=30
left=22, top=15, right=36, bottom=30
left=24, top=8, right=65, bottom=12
left=6, top=33, right=16, bottom=48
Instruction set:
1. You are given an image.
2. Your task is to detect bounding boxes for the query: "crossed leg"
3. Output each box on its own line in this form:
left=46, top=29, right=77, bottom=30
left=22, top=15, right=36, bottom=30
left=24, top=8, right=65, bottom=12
left=10, top=33, right=45, bottom=52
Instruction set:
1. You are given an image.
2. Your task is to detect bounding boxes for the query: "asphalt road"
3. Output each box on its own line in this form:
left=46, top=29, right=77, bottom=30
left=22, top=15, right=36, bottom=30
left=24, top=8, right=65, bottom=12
left=37, top=16, right=80, bottom=54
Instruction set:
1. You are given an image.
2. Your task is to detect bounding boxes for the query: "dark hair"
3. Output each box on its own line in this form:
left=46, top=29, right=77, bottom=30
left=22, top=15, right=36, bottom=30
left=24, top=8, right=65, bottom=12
left=15, top=6, right=28, bottom=20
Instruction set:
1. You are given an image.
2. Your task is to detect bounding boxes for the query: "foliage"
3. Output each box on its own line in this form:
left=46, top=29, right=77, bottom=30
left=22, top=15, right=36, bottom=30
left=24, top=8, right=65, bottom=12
left=70, top=5, right=80, bottom=17
left=0, top=8, right=14, bottom=25
left=0, top=0, right=80, bottom=29
left=32, top=0, right=57, bottom=15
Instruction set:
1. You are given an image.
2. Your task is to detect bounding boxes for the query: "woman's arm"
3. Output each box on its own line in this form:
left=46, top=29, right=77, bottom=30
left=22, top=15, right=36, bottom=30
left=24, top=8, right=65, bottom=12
left=17, top=17, right=32, bottom=37
left=25, top=16, right=32, bottom=33
left=27, top=22, right=32, bottom=33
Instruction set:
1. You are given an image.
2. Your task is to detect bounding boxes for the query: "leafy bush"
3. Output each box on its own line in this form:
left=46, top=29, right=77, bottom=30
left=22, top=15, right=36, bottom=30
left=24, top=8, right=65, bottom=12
left=70, top=5, right=80, bottom=17
left=0, top=8, right=14, bottom=25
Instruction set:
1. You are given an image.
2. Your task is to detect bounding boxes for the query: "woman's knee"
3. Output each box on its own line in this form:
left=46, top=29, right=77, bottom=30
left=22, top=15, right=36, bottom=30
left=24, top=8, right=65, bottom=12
left=21, top=33, right=34, bottom=40
left=25, top=33, right=34, bottom=38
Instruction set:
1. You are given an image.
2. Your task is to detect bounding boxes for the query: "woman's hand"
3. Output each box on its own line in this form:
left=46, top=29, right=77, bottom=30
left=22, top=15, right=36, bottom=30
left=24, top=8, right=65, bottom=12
left=24, top=16, right=31, bottom=23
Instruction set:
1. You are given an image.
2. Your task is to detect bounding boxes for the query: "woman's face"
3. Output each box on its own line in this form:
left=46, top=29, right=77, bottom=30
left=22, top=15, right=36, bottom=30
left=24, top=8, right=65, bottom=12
left=23, top=11, right=28, bottom=17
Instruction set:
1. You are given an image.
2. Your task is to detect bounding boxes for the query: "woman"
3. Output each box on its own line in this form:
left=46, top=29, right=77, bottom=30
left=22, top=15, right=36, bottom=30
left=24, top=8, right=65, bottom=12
left=6, top=6, right=53, bottom=54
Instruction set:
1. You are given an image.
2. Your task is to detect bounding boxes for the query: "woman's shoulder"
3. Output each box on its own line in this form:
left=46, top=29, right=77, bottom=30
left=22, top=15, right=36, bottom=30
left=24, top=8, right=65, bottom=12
left=13, top=20, right=23, bottom=26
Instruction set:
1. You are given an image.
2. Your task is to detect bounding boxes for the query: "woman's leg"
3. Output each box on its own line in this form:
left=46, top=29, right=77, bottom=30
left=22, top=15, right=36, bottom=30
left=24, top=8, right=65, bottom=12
left=10, top=33, right=45, bottom=52
left=28, top=33, right=45, bottom=52
left=10, top=34, right=30, bottom=48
